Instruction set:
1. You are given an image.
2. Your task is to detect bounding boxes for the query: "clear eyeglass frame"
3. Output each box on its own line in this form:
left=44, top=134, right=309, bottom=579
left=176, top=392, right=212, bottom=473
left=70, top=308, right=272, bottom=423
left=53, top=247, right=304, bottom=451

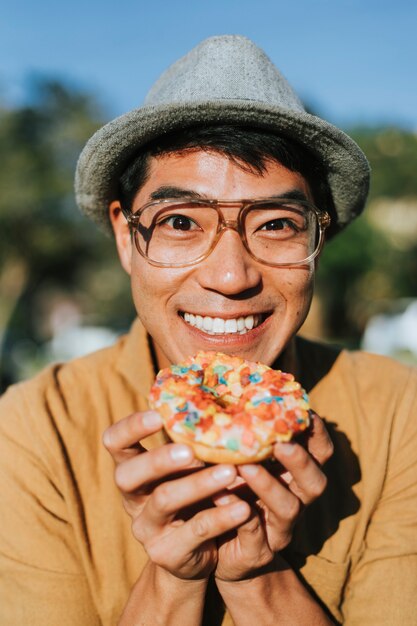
left=122, top=197, right=331, bottom=268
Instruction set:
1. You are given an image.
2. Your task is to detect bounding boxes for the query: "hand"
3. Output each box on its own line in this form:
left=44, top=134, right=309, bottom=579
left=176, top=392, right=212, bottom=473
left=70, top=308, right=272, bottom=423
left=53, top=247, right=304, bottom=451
left=214, top=413, right=333, bottom=582
left=103, top=411, right=252, bottom=581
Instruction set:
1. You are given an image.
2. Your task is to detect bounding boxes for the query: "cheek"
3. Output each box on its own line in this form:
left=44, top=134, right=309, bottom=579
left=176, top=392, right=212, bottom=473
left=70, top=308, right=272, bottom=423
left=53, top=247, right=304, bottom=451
left=277, top=267, right=315, bottom=319
left=128, top=259, right=158, bottom=320
left=128, top=257, right=190, bottom=321
left=293, top=269, right=315, bottom=321
left=277, top=266, right=315, bottom=297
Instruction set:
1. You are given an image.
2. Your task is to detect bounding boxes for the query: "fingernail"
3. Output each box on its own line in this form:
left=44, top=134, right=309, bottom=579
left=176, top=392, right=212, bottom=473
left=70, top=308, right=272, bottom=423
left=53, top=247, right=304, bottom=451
left=143, top=411, right=162, bottom=428
left=280, top=471, right=293, bottom=485
left=212, top=466, right=235, bottom=482
left=189, top=459, right=206, bottom=468
left=239, top=464, right=259, bottom=476
left=170, top=444, right=192, bottom=463
left=230, top=502, right=249, bottom=520
left=102, top=429, right=111, bottom=447
left=275, top=442, right=296, bottom=456
left=214, top=493, right=232, bottom=505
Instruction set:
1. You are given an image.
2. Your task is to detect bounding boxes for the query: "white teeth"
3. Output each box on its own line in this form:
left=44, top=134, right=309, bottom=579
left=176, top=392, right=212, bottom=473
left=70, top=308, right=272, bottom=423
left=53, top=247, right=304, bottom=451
left=225, top=319, right=238, bottom=333
left=212, top=318, right=225, bottom=333
left=203, top=316, right=213, bottom=331
left=245, top=315, right=254, bottom=330
left=182, top=313, right=262, bottom=335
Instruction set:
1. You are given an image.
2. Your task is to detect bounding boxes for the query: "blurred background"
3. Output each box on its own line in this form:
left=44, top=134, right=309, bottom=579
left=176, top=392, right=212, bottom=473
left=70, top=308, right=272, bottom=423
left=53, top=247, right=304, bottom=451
left=1, top=0, right=417, bottom=392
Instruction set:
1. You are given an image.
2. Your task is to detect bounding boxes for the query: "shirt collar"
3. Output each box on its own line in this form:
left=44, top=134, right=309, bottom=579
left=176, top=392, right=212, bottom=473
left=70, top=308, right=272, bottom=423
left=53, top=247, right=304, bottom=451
left=116, top=317, right=157, bottom=398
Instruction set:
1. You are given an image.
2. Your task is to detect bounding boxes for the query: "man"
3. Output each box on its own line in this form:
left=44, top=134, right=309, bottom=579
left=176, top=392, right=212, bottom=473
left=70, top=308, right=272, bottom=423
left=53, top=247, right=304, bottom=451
left=1, top=35, right=416, bottom=625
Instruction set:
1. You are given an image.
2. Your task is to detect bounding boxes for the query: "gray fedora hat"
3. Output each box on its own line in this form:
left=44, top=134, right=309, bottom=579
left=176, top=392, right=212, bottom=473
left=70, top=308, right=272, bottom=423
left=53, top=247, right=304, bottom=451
left=75, top=35, right=370, bottom=235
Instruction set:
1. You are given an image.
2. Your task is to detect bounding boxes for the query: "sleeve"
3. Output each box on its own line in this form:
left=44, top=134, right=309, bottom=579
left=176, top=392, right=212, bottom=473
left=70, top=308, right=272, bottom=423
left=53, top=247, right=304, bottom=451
left=341, top=366, right=417, bottom=625
left=0, top=380, right=101, bottom=626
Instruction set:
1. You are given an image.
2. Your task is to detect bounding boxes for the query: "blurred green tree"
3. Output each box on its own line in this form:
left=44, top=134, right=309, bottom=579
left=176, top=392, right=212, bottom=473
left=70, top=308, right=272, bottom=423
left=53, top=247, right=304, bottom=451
left=316, top=127, right=417, bottom=345
left=0, top=79, right=134, bottom=389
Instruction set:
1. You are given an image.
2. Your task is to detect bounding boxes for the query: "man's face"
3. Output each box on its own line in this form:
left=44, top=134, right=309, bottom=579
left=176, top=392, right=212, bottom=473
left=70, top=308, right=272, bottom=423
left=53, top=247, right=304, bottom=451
left=111, top=150, right=316, bottom=367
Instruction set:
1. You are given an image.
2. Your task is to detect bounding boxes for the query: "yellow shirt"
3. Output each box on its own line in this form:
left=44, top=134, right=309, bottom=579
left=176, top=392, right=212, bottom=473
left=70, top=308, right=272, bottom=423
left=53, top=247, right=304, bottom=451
left=1, top=319, right=417, bottom=625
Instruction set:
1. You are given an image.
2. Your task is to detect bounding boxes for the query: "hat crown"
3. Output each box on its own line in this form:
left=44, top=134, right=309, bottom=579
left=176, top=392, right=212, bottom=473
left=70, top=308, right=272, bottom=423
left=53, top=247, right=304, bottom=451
left=145, top=35, right=305, bottom=111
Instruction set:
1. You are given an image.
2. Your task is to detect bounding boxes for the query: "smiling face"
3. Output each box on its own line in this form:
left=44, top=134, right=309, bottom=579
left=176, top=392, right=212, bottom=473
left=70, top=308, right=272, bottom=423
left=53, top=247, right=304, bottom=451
left=110, top=150, right=317, bottom=368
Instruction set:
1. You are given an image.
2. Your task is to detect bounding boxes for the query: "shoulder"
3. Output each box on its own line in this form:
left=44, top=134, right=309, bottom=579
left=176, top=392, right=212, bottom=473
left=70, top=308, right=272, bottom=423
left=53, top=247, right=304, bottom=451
left=297, top=334, right=416, bottom=397
left=0, top=333, right=127, bottom=415
left=298, top=335, right=416, bottom=446
left=0, top=326, right=153, bottom=461
left=302, top=339, right=417, bottom=463
left=0, top=338, right=122, bottom=464
left=328, top=347, right=416, bottom=407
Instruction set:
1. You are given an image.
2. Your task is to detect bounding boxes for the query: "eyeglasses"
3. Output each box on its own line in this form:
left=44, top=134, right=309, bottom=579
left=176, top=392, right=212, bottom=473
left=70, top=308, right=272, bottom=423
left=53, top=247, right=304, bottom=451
left=122, top=197, right=331, bottom=268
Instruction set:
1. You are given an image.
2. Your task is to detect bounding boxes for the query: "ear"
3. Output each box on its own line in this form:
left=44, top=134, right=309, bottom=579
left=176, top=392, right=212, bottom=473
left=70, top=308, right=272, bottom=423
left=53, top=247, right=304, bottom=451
left=109, top=200, right=132, bottom=275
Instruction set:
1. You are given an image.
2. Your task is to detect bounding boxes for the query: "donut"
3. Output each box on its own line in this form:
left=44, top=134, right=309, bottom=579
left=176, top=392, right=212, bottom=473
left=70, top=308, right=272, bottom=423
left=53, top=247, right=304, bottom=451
left=149, top=351, right=310, bottom=464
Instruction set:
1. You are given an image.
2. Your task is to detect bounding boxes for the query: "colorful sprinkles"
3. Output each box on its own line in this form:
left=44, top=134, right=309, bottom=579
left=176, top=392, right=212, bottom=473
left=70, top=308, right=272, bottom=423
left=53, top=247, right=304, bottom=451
left=149, top=351, right=310, bottom=460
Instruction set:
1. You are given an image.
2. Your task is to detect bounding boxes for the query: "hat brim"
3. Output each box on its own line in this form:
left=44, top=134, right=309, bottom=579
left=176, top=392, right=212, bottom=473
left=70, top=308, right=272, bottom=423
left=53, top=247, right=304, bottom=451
left=75, top=100, right=370, bottom=236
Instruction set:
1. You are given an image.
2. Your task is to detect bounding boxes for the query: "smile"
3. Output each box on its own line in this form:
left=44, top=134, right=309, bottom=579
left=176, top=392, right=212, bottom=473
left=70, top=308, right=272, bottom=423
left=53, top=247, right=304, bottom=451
left=181, top=312, right=264, bottom=335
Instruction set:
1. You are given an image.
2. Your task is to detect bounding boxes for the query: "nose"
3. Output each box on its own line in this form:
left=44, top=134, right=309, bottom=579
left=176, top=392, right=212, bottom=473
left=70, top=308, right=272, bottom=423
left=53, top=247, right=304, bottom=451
left=195, top=228, right=262, bottom=295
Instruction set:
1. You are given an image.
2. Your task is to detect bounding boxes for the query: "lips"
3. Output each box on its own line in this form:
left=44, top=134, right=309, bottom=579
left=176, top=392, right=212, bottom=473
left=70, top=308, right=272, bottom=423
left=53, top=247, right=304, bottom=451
left=181, top=312, right=264, bottom=335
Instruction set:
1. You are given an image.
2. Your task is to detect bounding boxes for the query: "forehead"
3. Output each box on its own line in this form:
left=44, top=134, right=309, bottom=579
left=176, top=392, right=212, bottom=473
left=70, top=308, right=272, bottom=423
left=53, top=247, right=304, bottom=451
left=132, top=150, right=313, bottom=208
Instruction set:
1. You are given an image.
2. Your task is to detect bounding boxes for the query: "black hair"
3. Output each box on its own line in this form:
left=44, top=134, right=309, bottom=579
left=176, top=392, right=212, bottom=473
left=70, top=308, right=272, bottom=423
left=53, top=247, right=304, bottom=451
left=118, top=125, right=333, bottom=217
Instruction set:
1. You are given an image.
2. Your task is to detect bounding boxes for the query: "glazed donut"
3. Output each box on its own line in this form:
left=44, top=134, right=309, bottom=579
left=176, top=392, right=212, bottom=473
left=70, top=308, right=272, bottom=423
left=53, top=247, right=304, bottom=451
left=149, top=351, right=310, bottom=464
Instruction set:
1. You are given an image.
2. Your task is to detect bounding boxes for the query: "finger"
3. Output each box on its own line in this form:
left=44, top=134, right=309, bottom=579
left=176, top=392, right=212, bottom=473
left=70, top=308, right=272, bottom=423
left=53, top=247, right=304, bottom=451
left=213, top=491, right=272, bottom=565
left=235, top=510, right=272, bottom=564
left=273, top=441, right=328, bottom=505
left=212, top=489, right=242, bottom=507
left=238, top=463, right=302, bottom=527
left=140, top=464, right=239, bottom=531
left=103, top=411, right=163, bottom=463
left=143, top=499, right=251, bottom=563
left=305, top=412, right=334, bottom=465
left=114, top=442, right=202, bottom=493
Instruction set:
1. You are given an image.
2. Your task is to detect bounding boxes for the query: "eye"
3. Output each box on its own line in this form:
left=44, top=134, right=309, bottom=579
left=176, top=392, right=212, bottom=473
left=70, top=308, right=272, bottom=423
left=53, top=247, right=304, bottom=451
left=159, top=214, right=199, bottom=231
left=247, top=205, right=308, bottom=236
left=258, top=218, right=300, bottom=232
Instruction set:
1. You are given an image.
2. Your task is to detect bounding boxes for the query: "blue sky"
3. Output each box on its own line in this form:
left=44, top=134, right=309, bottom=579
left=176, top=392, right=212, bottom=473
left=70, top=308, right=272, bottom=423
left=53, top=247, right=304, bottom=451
left=1, top=0, right=416, bottom=129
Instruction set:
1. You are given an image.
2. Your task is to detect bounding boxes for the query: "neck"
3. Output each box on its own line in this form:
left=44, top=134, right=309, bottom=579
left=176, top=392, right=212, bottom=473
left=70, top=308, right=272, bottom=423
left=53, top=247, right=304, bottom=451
left=273, top=337, right=299, bottom=378
left=153, top=341, right=171, bottom=372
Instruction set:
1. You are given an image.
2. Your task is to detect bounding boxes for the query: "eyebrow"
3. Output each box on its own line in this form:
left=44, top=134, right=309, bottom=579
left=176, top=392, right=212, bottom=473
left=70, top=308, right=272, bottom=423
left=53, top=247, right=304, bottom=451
left=270, top=189, right=310, bottom=203
left=149, top=186, right=204, bottom=201
left=149, top=186, right=310, bottom=203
